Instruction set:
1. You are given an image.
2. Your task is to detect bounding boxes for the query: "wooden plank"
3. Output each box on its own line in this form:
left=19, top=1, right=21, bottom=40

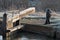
left=7, top=20, right=13, bottom=29
left=7, top=25, right=23, bottom=32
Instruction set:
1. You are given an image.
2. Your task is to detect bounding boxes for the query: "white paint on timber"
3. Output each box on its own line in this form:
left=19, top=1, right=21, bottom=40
left=6, top=7, right=35, bottom=29
left=11, top=7, right=35, bottom=22
left=20, top=7, right=35, bottom=15
left=7, top=25, right=23, bottom=32
left=12, top=17, right=20, bottom=22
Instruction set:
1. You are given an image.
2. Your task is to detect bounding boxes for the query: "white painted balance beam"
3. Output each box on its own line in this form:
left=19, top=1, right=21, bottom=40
left=8, top=7, right=35, bottom=22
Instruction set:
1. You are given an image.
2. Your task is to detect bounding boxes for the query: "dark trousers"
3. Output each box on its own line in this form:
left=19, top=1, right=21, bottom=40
left=45, top=18, right=50, bottom=24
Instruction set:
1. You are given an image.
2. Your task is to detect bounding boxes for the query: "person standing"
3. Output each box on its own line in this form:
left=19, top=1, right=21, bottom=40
left=45, top=8, right=51, bottom=24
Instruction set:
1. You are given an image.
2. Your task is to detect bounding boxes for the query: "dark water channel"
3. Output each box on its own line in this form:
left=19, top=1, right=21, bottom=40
left=5, top=30, right=59, bottom=40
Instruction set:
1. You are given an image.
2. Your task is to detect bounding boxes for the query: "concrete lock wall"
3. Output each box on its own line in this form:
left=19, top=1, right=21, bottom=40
left=22, top=24, right=55, bottom=37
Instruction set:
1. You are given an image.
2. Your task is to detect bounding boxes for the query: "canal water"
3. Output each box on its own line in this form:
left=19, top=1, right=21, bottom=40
left=6, top=30, right=59, bottom=40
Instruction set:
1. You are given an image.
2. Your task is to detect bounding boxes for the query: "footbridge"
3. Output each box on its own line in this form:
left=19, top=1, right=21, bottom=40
left=0, top=7, right=35, bottom=37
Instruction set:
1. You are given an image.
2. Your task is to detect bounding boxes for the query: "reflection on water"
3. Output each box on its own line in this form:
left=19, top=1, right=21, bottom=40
left=6, top=31, right=59, bottom=40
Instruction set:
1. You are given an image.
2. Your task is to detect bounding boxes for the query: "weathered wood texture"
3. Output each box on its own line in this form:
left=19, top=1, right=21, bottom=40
left=7, top=25, right=23, bottom=32
left=7, top=7, right=35, bottom=29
